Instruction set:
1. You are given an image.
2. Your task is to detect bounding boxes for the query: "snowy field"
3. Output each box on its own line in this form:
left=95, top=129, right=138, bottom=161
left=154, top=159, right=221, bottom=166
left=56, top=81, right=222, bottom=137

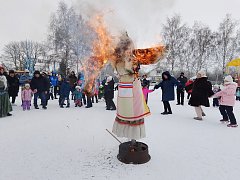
left=0, top=89, right=240, bottom=180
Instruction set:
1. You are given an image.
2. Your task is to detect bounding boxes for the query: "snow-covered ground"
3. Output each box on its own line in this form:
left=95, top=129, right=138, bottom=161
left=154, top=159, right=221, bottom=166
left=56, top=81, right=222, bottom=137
left=0, top=90, right=240, bottom=180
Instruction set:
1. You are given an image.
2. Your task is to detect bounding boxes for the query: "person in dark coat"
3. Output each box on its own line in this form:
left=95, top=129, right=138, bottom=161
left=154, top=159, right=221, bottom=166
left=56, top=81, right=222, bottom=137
left=104, top=76, right=116, bottom=110
left=7, top=70, right=19, bottom=105
left=42, top=72, right=52, bottom=105
left=30, top=71, right=50, bottom=109
left=188, top=70, right=214, bottom=120
left=59, top=77, right=71, bottom=108
left=176, top=72, right=188, bottom=105
left=154, top=71, right=179, bottom=115
left=68, top=71, right=77, bottom=100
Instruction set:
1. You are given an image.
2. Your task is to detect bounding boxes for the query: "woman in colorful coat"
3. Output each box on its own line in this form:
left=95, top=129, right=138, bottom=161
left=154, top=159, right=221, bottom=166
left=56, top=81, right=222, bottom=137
left=0, top=67, right=12, bottom=117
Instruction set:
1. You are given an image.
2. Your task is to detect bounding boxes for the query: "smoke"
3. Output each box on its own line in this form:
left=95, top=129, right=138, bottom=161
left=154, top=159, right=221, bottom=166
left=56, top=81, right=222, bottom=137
left=74, top=0, right=175, bottom=48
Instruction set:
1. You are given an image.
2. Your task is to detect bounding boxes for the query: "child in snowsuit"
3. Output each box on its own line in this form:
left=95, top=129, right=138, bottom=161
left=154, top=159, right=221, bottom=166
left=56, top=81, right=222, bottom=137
left=59, top=78, right=71, bottom=108
left=73, top=86, right=83, bottom=107
left=214, top=75, right=238, bottom=127
left=236, top=87, right=240, bottom=101
left=21, top=83, right=33, bottom=110
left=142, top=83, right=154, bottom=104
left=212, top=84, right=221, bottom=107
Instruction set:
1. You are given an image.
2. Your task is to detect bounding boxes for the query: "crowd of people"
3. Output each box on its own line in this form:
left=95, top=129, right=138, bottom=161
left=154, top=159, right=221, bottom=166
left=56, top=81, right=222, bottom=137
left=0, top=66, right=239, bottom=127
left=0, top=67, right=114, bottom=115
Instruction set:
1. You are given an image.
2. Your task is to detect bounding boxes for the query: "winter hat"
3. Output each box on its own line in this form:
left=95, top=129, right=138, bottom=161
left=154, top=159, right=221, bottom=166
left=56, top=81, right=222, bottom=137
left=190, top=76, right=196, bottom=80
left=197, top=70, right=207, bottom=78
left=224, top=75, right=233, bottom=85
left=9, top=70, right=15, bottom=74
left=25, top=69, right=30, bottom=73
left=75, top=86, right=81, bottom=90
left=107, top=76, right=113, bottom=82
left=25, top=83, right=30, bottom=88
left=34, top=70, right=40, bottom=75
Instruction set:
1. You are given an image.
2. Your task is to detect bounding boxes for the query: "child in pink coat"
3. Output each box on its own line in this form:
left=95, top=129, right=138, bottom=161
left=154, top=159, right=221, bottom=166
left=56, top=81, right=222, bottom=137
left=214, top=75, right=238, bottom=127
left=142, top=83, right=154, bottom=104
left=21, top=83, right=33, bottom=110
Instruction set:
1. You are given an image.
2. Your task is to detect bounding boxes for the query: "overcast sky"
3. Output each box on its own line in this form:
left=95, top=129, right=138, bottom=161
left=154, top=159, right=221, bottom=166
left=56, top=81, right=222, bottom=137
left=0, top=0, right=240, bottom=52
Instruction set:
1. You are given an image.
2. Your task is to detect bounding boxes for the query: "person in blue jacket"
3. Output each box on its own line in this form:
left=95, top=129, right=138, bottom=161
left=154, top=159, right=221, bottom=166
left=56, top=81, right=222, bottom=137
left=154, top=71, right=180, bottom=115
left=19, top=69, right=32, bottom=86
left=59, top=77, right=71, bottom=108
left=50, top=71, right=58, bottom=99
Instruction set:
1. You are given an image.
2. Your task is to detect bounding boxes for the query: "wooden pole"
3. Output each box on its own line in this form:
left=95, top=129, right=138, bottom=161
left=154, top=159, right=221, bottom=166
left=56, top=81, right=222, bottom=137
left=106, top=129, right=122, bottom=144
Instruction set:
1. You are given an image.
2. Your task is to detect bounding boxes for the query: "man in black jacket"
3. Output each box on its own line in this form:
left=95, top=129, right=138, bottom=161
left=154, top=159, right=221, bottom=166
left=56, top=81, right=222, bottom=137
left=30, top=71, right=50, bottom=109
left=176, top=72, right=188, bottom=105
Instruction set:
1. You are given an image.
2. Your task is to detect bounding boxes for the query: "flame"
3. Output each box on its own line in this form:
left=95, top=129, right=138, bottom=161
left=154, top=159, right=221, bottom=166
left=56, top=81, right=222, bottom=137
left=83, top=15, right=114, bottom=95
left=133, top=46, right=166, bottom=65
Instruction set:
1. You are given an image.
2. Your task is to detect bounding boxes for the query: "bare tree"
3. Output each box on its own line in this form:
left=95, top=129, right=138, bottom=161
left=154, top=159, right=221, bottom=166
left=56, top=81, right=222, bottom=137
left=162, top=15, right=188, bottom=74
left=191, top=22, right=214, bottom=73
left=214, top=14, right=238, bottom=75
left=3, top=42, right=22, bottom=70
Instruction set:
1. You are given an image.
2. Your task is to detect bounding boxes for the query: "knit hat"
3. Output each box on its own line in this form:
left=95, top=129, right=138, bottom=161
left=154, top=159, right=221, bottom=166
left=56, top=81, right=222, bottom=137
left=75, top=86, right=81, bottom=90
left=224, top=75, right=233, bottom=85
left=25, top=83, right=30, bottom=88
left=34, top=70, right=40, bottom=75
left=197, top=70, right=207, bottom=78
left=107, top=76, right=113, bottom=82
left=190, top=76, right=196, bottom=80
left=9, top=70, right=15, bottom=74
left=25, top=69, right=30, bottom=73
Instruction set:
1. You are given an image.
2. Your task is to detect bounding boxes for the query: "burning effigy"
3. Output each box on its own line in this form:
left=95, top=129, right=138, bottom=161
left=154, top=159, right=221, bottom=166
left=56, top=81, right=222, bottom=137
left=110, top=32, right=165, bottom=164
left=82, top=14, right=165, bottom=164
left=111, top=32, right=165, bottom=140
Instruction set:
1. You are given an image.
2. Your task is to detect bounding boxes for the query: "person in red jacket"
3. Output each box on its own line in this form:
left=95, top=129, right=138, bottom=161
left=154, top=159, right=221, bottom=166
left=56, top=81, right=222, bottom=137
left=185, top=77, right=195, bottom=99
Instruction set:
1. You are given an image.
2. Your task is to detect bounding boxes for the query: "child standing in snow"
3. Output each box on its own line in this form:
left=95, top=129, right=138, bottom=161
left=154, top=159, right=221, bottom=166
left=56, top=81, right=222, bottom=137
left=212, top=85, right=221, bottom=107
left=214, top=75, right=238, bottom=127
left=142, top=83, right=154, bottom=104
left=236, top=87, right=240, bottom=101
left=21, top=83, right=33, bottom=111
left=73, top=86, right=82, bottom=107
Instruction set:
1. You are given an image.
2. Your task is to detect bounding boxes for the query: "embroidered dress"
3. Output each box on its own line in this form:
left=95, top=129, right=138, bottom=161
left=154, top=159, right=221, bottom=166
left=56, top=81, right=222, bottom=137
left=113, top=79, right=150, bottom=140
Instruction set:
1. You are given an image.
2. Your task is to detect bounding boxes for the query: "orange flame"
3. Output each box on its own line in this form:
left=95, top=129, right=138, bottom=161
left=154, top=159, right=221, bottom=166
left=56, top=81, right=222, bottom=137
left=133, top=46, right=166, bottom=65
left=83, top=15, right=114, bottom=94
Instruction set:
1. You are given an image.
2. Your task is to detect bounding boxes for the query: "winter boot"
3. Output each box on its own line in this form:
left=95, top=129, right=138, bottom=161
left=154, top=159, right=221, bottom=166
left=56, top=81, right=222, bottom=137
left=194, top=117, right=203, bottom=121
left=227, top=124, right=238, bottom=128
left=220, top=119, right=229, bottom=123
